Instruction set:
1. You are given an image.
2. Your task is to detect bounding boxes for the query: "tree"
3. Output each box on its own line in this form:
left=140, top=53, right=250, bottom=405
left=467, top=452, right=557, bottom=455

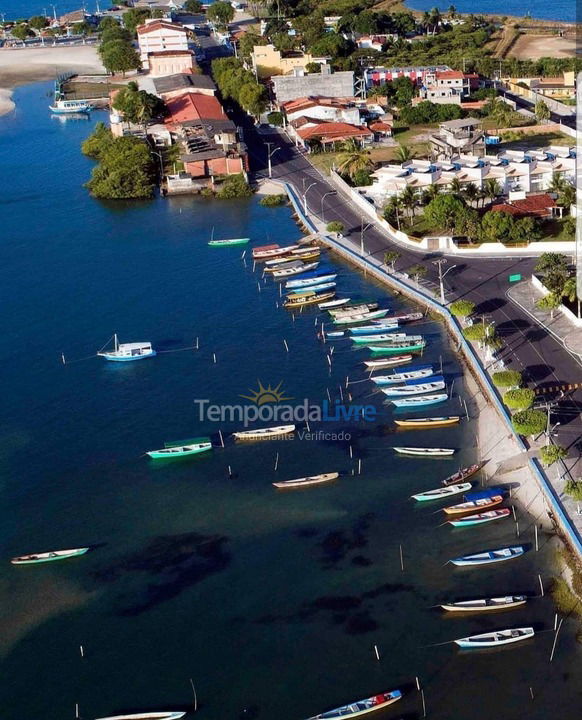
left=484, top=97, right=513, bottom=129
left=534, top=100, right=550, bottom=123
left=327, top=221, right=344, bottom=234
left=539, top=444, right=568, bottom=466
left=399, top=185, right=418, bottom=224
left=337, top=140, right=372, bottom=179
left=424, top=194, right=466, bottom=233
left=536, top=292, right=562, bottom=319
left=548, top=171, right=566, bottom=195
left=101, top=25, right=132, bottom=45
left=558, top=182, right=576, bottom=210
left=393, top=77, right=415, bottom=107
left=480, top=211, right=514, bottom=243
left=310, top=32, right=352, bottom=58
left=463, top=182, right=479, bottom=207
left=384, top=251, right=401, bottom=272
left=383, top=195, right=403, bottom=229
left=207, top=1, right=235, bottom=28
left=98, top=16, right=120, bottom=33
left=239, top=82, right=267, bottom=117
left=123, top=8, right=151, bottom=35
left=100, top=40, right=141, bottom=75
left=535, top=252, right=569, bottom=275
left=454, top=206, right=480, bottom=242
left=408, top=264, right=427, bottom=283
left=85, top=136, right=155, bottom=199
left=353, top=169, right=372, bottom=186
left=81, top=121, right=115, bottom=159
left=503, top=388, right=535, bottom=410
left=184, top=0, right=203, bottom=12
left=450, top=299, right=476, bottom=318
left=449, top=177, right=462, bottom=195
left=491, top=370, right=522, bottom=387
left=509, top=216, right=540, bottom=245
left=396, top=144, right=412, bottom=164
left=448, top=4, right=457, bottom=20
left=216, top=173, right=253, bottom=199
left=483, top=178, right=502, bottom=204
left=113, top=82, right=164, bottom=129
left=512, top=409, right=547, bottom=436
left=73, top=21, right=92, bottom=36
left=267, top=111, right=283, bottom=127
left=28, top=15, right=48, bottom=31
left=11, top=24, right=34, bottom=41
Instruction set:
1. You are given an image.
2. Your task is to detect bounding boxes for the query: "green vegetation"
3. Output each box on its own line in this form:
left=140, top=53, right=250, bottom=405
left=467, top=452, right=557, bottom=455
left=28, top=15, right=48, bottom=30
left=424, top=194, right=465, bottom=234
left=122, top=8, right=151, bottom=35
left=11, top=23, right=34, bottom=41
left=327, top=221, right=344, bottom=234
left=565, top=479, right=582, bottom=502
left=112, top=82, right=165, bottom=129
left=99, top=38, right=141, bottom=75
left=535, top=252, right=570, bottom=294
left=383, top=250, right=401, bottom=271
left=449, top=299, right=476, bottom=319
left=184, top=0, right=203, bottom=12
left=551, top=577, right=582, bottom=618
left=266, top=111, right=284, bottom=127
left=81, top=121, right=114, bottom=159
left=216, top=174, right=253, bottom=199
left=463, top=323, right=488, bottom=342
left=539, top=444, right=567, bottom=466
left=212, top=57, right=268, bottom=118
left=536, top=292, right=562, bottom=318
left=512, top=409, right=546, bottom=436
left=491, top=370, right=522, bottom=388
left=400, top=101, right=461, bottom=125
left=207, top=1, right=235, bottom=28
left=503, top=388, right=535, bottom=410
left=407, top=264, right=427, bottom=282
left=259, top=194, right=287, bottom=207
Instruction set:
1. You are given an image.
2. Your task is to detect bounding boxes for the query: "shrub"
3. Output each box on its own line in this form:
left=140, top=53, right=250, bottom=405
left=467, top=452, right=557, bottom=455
left=259, top=194, right=287, bottom=207
left=352, top=169, right=372, bottom=186
left=326, top=221, right=344, bottom=233
left=450, top=299, right=475, bottom=319
left=565, top=479, right=582, bottom=502
left=463, top=324, right=487, bottom=342
left=512, top=409, right=546, bottom=436
left=503, top=388, right=535, bottom=410
left=550, top=577, right=582, bottom=618
left=266, top=111, right=284, bottom=126
left=85, top=135, right=155, bottom=199
left=491, top=370, right=522, bottom=388
left=539, top=444, right=567, bottom=466
left=216, top=174, right=253, bottom=199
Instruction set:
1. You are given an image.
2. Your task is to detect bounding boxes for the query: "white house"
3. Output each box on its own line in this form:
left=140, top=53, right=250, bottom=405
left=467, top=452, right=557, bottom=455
left=136, top=19, right=189, bottom=69
left=281, top=96, right=362, bottom=126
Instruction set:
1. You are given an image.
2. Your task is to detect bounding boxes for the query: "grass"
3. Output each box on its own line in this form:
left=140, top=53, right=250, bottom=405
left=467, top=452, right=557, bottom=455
left=308, top=145, right=412, bottom=175
left=64, top=81, right=123, bottom=99
left=551, top=578, right=582, bottom=618
left=539, top=218, right=575, bottom=243
left=406, top=215, right=441, bottom=238
left=497, top=130, right=573, bottom=150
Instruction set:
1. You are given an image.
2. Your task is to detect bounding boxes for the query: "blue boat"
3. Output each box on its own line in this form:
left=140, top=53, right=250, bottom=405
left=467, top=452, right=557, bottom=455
left=350, top=323, right=399, bottom=335
left=465, top=487, right=505, bottom=502
left=286, top=273, right=337, bottom=289
left=405, top=374, right=443, bottom=386
left=450, top=546, right=525, bottom=567
left=97, top=334, right=156, bottom=362
left=288, top=282, right=336, bottom=294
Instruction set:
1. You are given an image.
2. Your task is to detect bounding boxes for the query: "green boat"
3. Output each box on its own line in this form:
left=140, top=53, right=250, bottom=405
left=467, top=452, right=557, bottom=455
left=147, top=437, right=213, bottom=459
left=208, top=238, right=250, bottom=247
left=369, top=340, right=427, bottom=354
left=11, top=547, right=90, bottom=565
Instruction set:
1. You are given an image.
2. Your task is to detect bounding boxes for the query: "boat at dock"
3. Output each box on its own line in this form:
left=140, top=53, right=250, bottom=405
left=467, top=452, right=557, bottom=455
left=11, top=547, right=90, bottom=565
left=284, top=290, right=336, bottom=308
left=395, top=416, right=459, bottom=428
left=441, top=463, right=483, bottom=486
left=349, top=323, right=399, bottom=335
left=49, top=98, right=93, bottom=114
left=319, top=298, right=350, bottom=309
left=95, top=713, right=186, bottom=720
left=450, top=545, right=525, bottom=566
left=232, top=425, right=295, bottom=440
left=333, top=310, right=390, bottom=325
left=208, top=237, right=250, bottom=247
left=272, top=262, right=319, bottom=278
left=351, top=332, right=411, bottom=345
left=368, top=340, right=426, bottom=353
left=441, top=596, right=527, bottom=613
left=392, top=393, right=448, bottom=408
left=286, top=272, right=337, bottom=288
left=97, top=334, right=156, bottom=362
left=374, top=311, right=423, bottom=324
left=329, top=302, right=378, bottom=317
left=363, top=356, right=413, bottom=369
left=264, top=260, right=305, bottom=273
left=411, top=482, right=472, bottom=502
left=394, top=446, right=455, bottom=457
left=288, top=282, right=336, bottom=295
left=325, top=331, right=345, bottom=339
left=382, top=379, right=446, bottom=397
left=454, top=627, right=534, bottom=649
left=371, top=365, right=433, bottom=385
left=253, top=244, right=299, bottom=260
left=443, top=495, right=504, bottom=516
left=147, top=437, right=212, bottom=459
left=448, top=508, right=511, bottom=527
left=273, top=472, right=339, bottom=489
left=304, top=688, right=402, bottom=719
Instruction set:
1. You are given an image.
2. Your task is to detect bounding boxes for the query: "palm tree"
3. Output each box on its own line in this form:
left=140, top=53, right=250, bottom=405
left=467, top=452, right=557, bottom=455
left=384, top=250, right=401, bottom=272
left=421, top=10, right=431, bottom=34
left=449, top=177, right=462, bottom=195
left=423, top=184, right=440, bottom=204
left=484, top=178, right=502, bottom=204
left=429, top=7, right=442, bottom=34
left=337, top=140, right=372, bottom=179
left=400, top=185, right=418, bottom=225
left=396, top=144, right=413, bottom=164
left=448, top=4, right=456, bottom=20
left=548, top=171, right=567, bottom=195
left=486, top=97, right=513, bottom=130
left=559, top=182, right=576, bottom=209
left=384, top=194, right=403, bottom=231
left=463, top=182, right=479, bottom=207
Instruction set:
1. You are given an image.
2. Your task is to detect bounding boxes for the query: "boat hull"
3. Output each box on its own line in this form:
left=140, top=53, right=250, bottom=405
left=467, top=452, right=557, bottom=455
left=450, top=546, right=525, bottom=566
left=100, top=351, right=157, bottom=362
left=395, top=416, right=460, bottom=428
left=449, top=509, right=510, bottom=527
left=208, top=238, right=250, bottom=246
left=11, top=547, right=89, bottom=565
left=392, top=393, right=448, bottom=408
left=147, top=444, right=212, bottom=459
left=455, top=628, right=534, bottom=648
left=441, top=598, right=527, bottom=613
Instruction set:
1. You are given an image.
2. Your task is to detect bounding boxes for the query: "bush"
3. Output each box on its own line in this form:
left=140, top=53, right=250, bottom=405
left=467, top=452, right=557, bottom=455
left=81, top=122, right=114, bottom=159
left=216, top=173, right=253, bottom=199
left=326, top=221, right=344, bottom=233
left=259, top=194, right=287, bottom=207
left=352, top=169, right=372, bottom=186
left=463, top=324, right=487, bottom=342
left=85, top=135, right=155, bottom=199
left=450, top=299, right=475, bottom=319
left=512, top=409, right=546, bottom=436
left=565, top=479, right=582, bottom=501
left=503, top=388, right=535, bottom=410
left=400, top=101, right=461, bottom=125
left=539, top=444, right=567, bottom=466
left=266, top=111, right=283, bottom=126
left=491, top=370, right=522, bottom=388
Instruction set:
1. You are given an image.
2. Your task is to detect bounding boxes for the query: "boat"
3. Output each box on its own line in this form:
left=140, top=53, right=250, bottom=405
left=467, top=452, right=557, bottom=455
left=443, top=495, right=504, bottom=516
left=325, top=331, right=345, bottom=339
left=381, top=380, right=445, bottom=397
left=465, top=486, right=505, bottom=501
left=454, top=627, right=534, bottom=649
left=286, top=273, right=337, bottom=289
left=450, top=545, right=525, bottom=566
left=392, top=393, right=448, bottom=408
left=395, top=415, right=460, bottom=428
left=95, top=713, right=186, bottom=720
left=253, top=244, right=299, bottom=260
left=208, top=237, right=250, bottom=247
left=363, top=356, right=413, bottom=369
left=374, top=311, right=423, bottom=324
left=304, top=689, right=402, bottom=719
left=97, top=334, right=156, bottom=362
left=394, top=446, right=455, bottom=457
left=349, top=323, right=399, bottom=335
left=368, top=340, right=426, bottom=353
left=441, top=596, right=528, bottom=613
left=329, top=302, right=378, bottom=317
left=49, top=98, right=93, bottom=114
left=288, top=282, right=336, bottom=295
left=273, top=472, right=339, bottom=489
left=441, top=463, right=483, bottom=486
left=291, top=246, right=321, bottom=256
left=11, top=547, right=90, bottom=565
left=448, top=508, right=511, bottom=527
left=232, top=425, right=295, bottom=440
left=351, top=332, right=410, bottom=345
left=372, top=366, right=433, bottom=385
left=411, top=482, right=472, bottom=502
left=333, top=310, right=390, bottom=325
left=319, top=298, right=350, bottom=309
left=289, top=249, right=321, bottom=261
left=147, top=437, right=212, bottom=459
left=264, top=260, right=304, bottom=273
left=272, top=262, right=318, bottom=278
left=284, top=290, right=336, bottom=308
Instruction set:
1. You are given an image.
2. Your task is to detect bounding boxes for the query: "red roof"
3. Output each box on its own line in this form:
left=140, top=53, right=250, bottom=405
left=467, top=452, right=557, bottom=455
left=164, top=92, right=225, bottom=125
left=149, top=50, right=193, bottom=57
left=491, top=193, right=556, bottom=218
left=369, top=121, right=392, bottom=132
left=282, top=96, right=355, bottom=113
left=297, top=122, right=372, bottom=143
left=137, top=20, right=187, bottom=35
left=436, top=70, right=465, bottom=79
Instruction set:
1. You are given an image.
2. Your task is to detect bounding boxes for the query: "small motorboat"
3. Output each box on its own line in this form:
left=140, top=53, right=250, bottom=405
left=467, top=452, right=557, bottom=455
left=287, top=282, right=336, bottom=295
left=328, top=302, right=378, bottom=317
left=325, top=331, right=345, bottom=339
left=395, top=416, right=460, bottom=428
left=98, top=334, right=156, bottom=362
left=454, top=627, right=534, bottom=649
left=319, top=297, right=350, bottom=309
left=363, top=356, right=413, bottom=369
left=232, top=425, right=295, bottom=440
left=286, top=273, right=337, bottom=288
left=394, top=446, right=455, bottom=457
left=208, top=237, right=250, bottom=247
left=392, top=393, right=448, bottom=408
left=450, top=545, right=525, bottom=566
left=273, top=472, right=339, bottom=489
left=441, top=596, right=528, bottom=613
left=448, top=508, right=511, bottom=527
left=264, top=260, right=304, bottom=274
left=374, top=311, right=423, bottom=324
left=304, top=689, right=402, bottom=719
left=272, top=262, right=319, bottom=278
left=333, top=310, right=389, bottom=325
left=411, top=482, right=472, bottom=502
left=349, top=323, right=399, bottom=336
left=441, top=463, right=482, bottom=486
left=368, top=340, right=426, bottom=353
left=353, top=333, right=422, bottom=345
left=381, top=380, right=445, bottom=397
left=95, top=713, right=187, bottom=720
left=11, top=547, right=90, bottom=565
left=443, top=495, right=504, bottom=516
left=147, top=438, right=212, bottom=459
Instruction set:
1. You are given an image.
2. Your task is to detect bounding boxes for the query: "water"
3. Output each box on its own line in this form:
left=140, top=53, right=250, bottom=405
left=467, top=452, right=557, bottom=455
left=405, top=0, right=576, bottom=23
left=1, top=83, right=581, bottom=719
left=3, top=0, right=218, bottom=20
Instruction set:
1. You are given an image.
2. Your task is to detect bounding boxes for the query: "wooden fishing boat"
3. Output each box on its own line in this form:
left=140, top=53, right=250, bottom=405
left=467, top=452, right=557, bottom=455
left=411, top=482, right=472, bottom=502
left=284, top=290, right=335, bottom=308
left=147, top=437, right=212, bottom=459
left=363, top=355, right=413, bottom=369
left=443, top=495, right=504, bottom=516
left=441, top=596, right=528, bottom=613
left=208, top=237, right=250, bottom=247
left=232, top=425, right=295, bottom=440
left=329, top=302, right=378, bottom=317
left=441, top=463, right=482, bottom=486
left=319, top=297, right=350, bottom=309
left=273, top=472, right=339, bottom=489
left=381, top=379, right=445, bottom=397
left=11, top=547, right=90, bottom=565
left=375, top=311, right=423, bottom=324
left=351, top=332, right=409, bottom=345
left=394, top=446, right=455, bottom=457
left=264, top=260, right=304, bottom=273
left=95, top=713, right=186, bottom=720
left=325, top=331, right=345, bottom=339
left=289, top=249, right=321, bottom=261
left=450, top=545, right=525, bottom=566
left=454, top=627, right=534, bottom=649
left=98, top=334, right=156, bottom=362
left=304, top=689, right=402, bottom=719
left=395, top=415, right=460, bottom=428
left=392, top=393, right=447, bottom=408
left=272, top=262, right=318, bottom=278
left=334, top=310, right=390, bottom=326
left=349, top=323, right=399, bottom=336
left=286, top=273, right=337, bottom=289
left=288, top=282, right=336, bottom=295
left=369, top=340, right=426, bottom=353
left=372, top=366, right=433, bottom=385
left=448, top=508, right=511, bottom=527
left=253, top=244, right=299, bottom=260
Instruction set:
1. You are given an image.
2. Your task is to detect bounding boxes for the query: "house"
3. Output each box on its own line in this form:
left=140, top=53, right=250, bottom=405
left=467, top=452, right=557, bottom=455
left=490, top=193, right=559, bottom=219
left=364, top=65, right=451, bottom=88
left=272, top=66, right=355, bottom=103
left=369, top=121, right=393, bottom=140
left=281, top=96, right=362, bottom=126
left=251, top=44, right=325, bottom=79
left=136, top=19, right=189, bottom=69
left=356, top=35, right=395, bottom=52
left=153, top=72, right=217, bottom=99
left=147, top=50, right=196, bottom=77
left=164, top=91, right=226, bottom=126
left=430, top=118, right=485, bottom=159
left=502, top=71, right=576, bottom=100
left=418, top=70, right=479, bottom=104
left=290, top=120, right=373, bottom=150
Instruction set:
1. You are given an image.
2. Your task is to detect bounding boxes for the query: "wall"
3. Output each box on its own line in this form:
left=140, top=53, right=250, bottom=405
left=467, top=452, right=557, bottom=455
left=532, top=273, right=582, bottom=327
left=501, top=80, right=576, bottom=117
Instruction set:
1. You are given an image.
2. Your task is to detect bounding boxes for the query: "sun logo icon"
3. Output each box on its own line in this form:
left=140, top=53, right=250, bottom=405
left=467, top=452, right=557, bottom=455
left=240, top=380, right=293, bottom=406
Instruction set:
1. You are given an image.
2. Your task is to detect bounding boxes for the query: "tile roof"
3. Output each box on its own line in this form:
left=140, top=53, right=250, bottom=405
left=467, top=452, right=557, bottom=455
left=165, top=92, right=225, bottom=125
left=491, top=193, right=556, bottom=217
left=297, top=121, right=372, bottom=142
left=153, top=73, right=216, bottom=94
left=137, top=20, right=187, bottom=35
left=369, top=121, right=392, bottom=131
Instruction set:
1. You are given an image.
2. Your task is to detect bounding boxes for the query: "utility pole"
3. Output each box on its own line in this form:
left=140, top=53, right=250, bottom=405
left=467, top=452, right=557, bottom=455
left=432, top=259, right=457, bottom=304
left=320, top=190, right=336, bottom=223
left=265, top=142, right=279, bottom=179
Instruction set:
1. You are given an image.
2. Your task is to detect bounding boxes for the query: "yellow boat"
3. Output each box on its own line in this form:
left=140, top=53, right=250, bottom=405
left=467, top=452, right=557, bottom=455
left=284, top=290, right=335, bottom=308
left=394, top=416, right=460, bottom=429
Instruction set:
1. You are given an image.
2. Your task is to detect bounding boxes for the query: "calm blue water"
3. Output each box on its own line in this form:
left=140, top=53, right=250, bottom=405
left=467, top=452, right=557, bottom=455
left=0, top=83, right=581, bottom=720
left=406, top=0, right=576, bottom=23
left=3, top=0, right=217, bottom=20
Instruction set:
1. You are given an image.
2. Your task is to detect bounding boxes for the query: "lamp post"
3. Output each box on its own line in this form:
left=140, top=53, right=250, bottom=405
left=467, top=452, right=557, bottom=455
left=265, top=142, right=279, bottom=179
left=432, top=258, right=457, bottom=304
left=151, top=150, right=164, bottom=179
left=360, top=218, right=374, bottom=256
left=302, top=182, right=316, bottom=214
left=320, top=190, right=336, bottom=223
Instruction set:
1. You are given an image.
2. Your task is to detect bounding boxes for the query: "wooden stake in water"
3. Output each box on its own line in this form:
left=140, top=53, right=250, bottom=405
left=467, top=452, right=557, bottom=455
left=512, top=505, right=516, bottom=521
left=535, top=524, right=539, bottom=552
left=190, top=678, right=198, bottom=711
left=439, top=355, right=443, bottom=375
left=373, top=644, right=380, bottom=661
left=252, top=261, right=256, bottom=272
left=554, top=613, right=558, bottom=631
left=349, top=445, right=353, bottom=459
left=327, top=387, right=331, bottom=401
left=399, top=544, right=404, bottom=571
left=515, top=521, right=520, bottom=537
left=75, top=703, right=80, bottom=719
left=213, top=353, right=217, bottom=364
left=218, top=430, right=224, bottom=448
left=327, top=354, right=332, bottom=367
left=463, top=399, right=469, bottom=420
left=550, top=618, right=564, bottom=663
left=529, top=687, right=535, bottom=701
left=274, top=453, right=279, bottom=471
left=306, top=420, right=310, bottom=432
left=358, top=458, right=362, bottom=475
left=257, top=281, right=261, bottom=292
left=228, top=465, right=233, bottom=479
left=339, top=385, right=344, bottom=402
left=416, top=676, right=421, bottom=691
left=538, top=574, right=544, bottom=597
left=283, top=339, right=289, bottom=353
left=196, top=336, right=199, bottom=350
left=345, top=375, right=349, bottom=388
left=421, top=689, right=427, bottom=718
left=61, top=352, right=66, bottom=365
left=79, top=645, right=84, bottom=658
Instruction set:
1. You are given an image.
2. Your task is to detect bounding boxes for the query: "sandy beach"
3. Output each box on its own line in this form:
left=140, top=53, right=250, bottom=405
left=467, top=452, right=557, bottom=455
left=0, top=45, right=105, bottom=115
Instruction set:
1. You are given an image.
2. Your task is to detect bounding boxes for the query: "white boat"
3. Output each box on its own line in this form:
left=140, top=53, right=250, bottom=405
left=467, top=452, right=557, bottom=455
left=392, top=393, right=448, bottom=407
left=349, top=323, right=398, bottom=335
left=329, top=303, right=378, bottom=317
left=319, top=297, right=350, bottom=309
left=253, top=244, right=299, bottom=260
left=450, top=546, right=525, bottom=566
left=49, top=98, right=93, bottom=114
left=273, top=472, right=339, bottom=489
left=232, top=425, right=295, bottom=440
left=273, top=262, right=319, bottom=278
left=441, top=596, right=527, bottom=613
left=363, top=355, right=413, bottom=369
left=373, top=312, right=423, bottom=324
left=95, top=713, right=186, bottom=720
left=305, top=689, right=402, bottom=719
left=264, top=260, right=304, bottom=273
left=394, top=447, right=455, bottom=456
left=333, top=310, right=389, bottom=325
left=372, top=368, right=433, bottom=385
left=286, top=273, right=337, bottom=288
left=11, top=547, right=90, bottom=565
left=288, top=282, right=336, bottom=295
left=381, top=380, right=445, bottom=397
left=411, top=482, right=472, bottom=502
left=98, top=334, right=156, bottom=362
left=351, top=332, right=408, bottom=345
left=454, top=627, right=534, bottom=649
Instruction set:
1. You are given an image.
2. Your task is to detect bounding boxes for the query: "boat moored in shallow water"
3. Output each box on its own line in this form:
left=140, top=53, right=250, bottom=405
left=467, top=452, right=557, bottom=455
left=98, top=334, right=156, bottom=362
left=450, top=545, right=525, bottom=566
left=441, top=596, right=527, bottom=613
left=147, top=437, right=212, bottom=459
left=448, top=508, right=511, bottom=527
left=395, top=446, right=455, bottom=457
left=395, top=415, right=459, bottom=428
left=208, top=237, right=250, bottom=247
left=392, top=393, right=448, bottom=408
left=443, top=495, right=504, bottom=516
left=273, top=472, right=339, bottom=489
left=11, top=547, right=90, bottom=565
left=454, top=627, right=534, bottom=649
left=304, top=688, right=402, bottom=719
left=95, top=713, right=186, bottom=720
left=232, top=425, right=295, bottom=440
left=364, top=355, right=413, bottom=369
left=441, top=463, right=482, bottom=486
left=411, top=482, right=472, bottom=502
left=381, top=379, right=445, bottom=397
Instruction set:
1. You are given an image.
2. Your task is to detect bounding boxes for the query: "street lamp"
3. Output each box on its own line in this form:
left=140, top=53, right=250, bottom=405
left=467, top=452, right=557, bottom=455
left=360, top=218, right=374, bottom=256
left=432, top=258, right=457, bottom=304
left=320, top=190, right=336, bottom=223
left=302, top=182, right=316, bottom=214
left=151, top=150, right=165, bottom=179
left=265, top=142, right=279, bottom=179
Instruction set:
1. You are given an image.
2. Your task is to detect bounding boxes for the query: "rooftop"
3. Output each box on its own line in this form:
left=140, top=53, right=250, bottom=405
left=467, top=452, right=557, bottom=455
left=439, top=118, right=482, bottom=130
left=165, top=92, right=225, bottom=125
left=491, top=193, right=556, bottom=218
left=297, top=121, right=372, bottom=143
left=153, top=73, right=217, bottom=95
left=137, top=20, right=188, bottom=35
